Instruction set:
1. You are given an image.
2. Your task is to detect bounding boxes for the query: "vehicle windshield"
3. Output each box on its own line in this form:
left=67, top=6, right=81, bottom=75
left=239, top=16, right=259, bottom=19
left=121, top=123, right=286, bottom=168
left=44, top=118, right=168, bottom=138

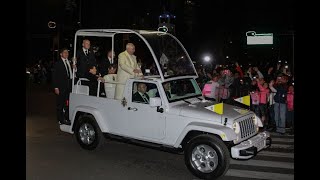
left=162, top=78, right=202, bottom=102
left=140, top=32, right=197, bottom=78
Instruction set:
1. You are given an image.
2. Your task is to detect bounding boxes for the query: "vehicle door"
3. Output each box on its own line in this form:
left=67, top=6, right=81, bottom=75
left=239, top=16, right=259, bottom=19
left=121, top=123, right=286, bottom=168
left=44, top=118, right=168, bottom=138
left=126, top=81, right=166, bottom=141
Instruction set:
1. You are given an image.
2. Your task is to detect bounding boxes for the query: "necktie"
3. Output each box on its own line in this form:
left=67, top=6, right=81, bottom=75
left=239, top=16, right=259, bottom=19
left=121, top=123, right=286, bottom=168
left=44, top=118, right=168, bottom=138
left=64, top=60, right=71, bottom=78
left=85, top=50, right=88, bottom=56
left=143, top=94, right=149, bottom=103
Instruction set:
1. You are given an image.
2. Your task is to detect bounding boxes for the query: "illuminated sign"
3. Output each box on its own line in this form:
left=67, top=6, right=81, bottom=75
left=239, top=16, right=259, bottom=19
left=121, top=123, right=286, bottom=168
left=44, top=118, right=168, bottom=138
left=48, top=21, right=56, bottom=29
left=157, top=26, right=168, bottom=33
left=246, top=31, right=273, bottom=45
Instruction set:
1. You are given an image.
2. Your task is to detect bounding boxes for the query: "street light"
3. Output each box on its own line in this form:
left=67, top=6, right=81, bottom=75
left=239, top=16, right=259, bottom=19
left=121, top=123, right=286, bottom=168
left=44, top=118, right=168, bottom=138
left=204, top=55, right=211, bottom=62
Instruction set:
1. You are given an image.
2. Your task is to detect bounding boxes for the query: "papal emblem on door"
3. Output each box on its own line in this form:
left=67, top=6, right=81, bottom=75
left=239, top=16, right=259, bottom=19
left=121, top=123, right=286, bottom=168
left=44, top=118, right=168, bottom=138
left=121, top=97, right=127, bottom=107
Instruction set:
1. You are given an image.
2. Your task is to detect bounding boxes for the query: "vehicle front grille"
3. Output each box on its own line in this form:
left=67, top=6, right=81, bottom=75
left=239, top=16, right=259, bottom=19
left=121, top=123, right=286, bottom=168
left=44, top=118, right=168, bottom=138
left=239, top=116, right=256, bottom=139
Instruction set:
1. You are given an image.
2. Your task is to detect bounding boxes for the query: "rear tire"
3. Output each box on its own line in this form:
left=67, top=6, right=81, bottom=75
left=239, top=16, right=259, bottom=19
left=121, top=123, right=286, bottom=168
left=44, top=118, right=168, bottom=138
left=184, top=134, right=230, bottom=179
left=74, top=115, right=104, bottom=150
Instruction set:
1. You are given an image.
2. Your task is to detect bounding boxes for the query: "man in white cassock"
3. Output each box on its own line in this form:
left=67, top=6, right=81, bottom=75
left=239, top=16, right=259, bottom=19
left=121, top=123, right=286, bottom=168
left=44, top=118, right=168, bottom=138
left=115, top=43, right=143, bottom=100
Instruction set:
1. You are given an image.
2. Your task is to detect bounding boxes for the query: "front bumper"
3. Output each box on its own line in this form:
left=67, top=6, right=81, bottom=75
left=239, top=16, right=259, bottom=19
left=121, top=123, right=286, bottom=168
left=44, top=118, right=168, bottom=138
left=231, top=131, right=271, bottom=159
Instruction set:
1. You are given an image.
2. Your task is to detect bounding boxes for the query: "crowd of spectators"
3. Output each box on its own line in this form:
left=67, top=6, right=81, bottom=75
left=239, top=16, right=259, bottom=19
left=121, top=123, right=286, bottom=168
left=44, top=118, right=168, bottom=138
left=26, top=59, right=54, bottom=85
left=196, top=60, right=294, bottom=135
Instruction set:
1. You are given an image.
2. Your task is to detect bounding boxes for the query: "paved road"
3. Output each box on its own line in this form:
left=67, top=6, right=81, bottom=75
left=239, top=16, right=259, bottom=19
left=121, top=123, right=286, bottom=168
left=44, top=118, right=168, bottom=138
left=26, top=83, right=294, bottom=180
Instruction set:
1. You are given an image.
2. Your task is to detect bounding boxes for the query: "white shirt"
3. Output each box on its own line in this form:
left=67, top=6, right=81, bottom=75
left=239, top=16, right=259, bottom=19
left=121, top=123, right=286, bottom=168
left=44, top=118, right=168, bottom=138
left=108, top=57, right=114, bottom=64
left=83, top=48, right=89, bottom=55
left=103, top=74, right=117, bottom=88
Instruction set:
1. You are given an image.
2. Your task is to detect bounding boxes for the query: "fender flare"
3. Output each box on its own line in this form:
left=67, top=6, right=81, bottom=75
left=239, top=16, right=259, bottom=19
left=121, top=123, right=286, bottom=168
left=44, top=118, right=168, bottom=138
left=71, top=105, right=109, bottom=133
left=173, top=122, right=237, bottom=148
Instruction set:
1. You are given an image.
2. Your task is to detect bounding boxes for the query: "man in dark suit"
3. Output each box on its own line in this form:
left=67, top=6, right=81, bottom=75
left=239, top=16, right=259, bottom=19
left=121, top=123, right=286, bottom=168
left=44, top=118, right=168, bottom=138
left=83, top=64, right=106, bottom=97
left=52, top=48, right=73, bottom=125
left=132, top=83, right=150, bottom=103
left=76, top=39, right=97, bottom=78
left=98, top=49, right=117, bottom=76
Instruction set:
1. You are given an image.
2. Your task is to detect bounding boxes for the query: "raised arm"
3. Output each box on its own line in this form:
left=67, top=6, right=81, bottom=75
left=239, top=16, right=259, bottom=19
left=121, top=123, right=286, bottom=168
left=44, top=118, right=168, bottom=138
left=253, top=67, right=264, bottom=79
left=247, top=67, right=253, bottom=80
left=235, top=62, right=244, bottom=78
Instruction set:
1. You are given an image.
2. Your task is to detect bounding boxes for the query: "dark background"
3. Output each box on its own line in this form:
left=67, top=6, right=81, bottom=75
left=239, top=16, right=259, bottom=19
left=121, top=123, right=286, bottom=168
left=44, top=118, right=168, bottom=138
left=26, top=0, right=294, bottom=66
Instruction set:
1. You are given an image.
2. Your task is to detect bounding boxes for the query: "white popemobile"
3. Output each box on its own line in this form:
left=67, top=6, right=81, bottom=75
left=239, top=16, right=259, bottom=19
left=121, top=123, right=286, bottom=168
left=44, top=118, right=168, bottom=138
left=60, top=29, right=271, bottom=179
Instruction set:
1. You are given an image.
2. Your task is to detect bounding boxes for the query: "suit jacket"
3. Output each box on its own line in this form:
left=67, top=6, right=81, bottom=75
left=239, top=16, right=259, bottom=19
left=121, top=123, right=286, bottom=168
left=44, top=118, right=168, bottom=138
left=52, top=59, right=72, bottom=92
left=82, top=72, right=106, bottom=97
left=132, top=92, right=150, bottom=103
left=98, top=57, right=118, bottom=76
left=76, top=48, right=96, bottom=78
left=116, top=51, right=142, bottom=84
left=83, top=72, right=98, bottom=96
left=115, top=51, right=143, bottom=100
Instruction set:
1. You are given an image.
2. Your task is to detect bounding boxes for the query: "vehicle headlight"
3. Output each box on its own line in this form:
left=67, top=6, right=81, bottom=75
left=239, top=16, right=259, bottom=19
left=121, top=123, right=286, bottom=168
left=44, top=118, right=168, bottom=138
left=232, top=122, right=240, bottom=134
left=253, top=115, right=260, bottom=131
left=253, top=115, right=258, bottom=126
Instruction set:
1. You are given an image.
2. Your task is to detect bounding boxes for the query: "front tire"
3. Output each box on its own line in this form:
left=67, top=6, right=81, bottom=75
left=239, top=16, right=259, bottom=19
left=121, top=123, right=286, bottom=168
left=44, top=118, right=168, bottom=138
left=74, top=115, right=103, bottom=150
left=184, top=134, right=230, bottom=179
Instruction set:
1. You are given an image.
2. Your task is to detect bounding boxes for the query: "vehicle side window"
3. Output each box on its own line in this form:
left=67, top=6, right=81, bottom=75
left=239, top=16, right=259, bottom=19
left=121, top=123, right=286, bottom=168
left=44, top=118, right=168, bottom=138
left=132, top=82, right=158, bottom=104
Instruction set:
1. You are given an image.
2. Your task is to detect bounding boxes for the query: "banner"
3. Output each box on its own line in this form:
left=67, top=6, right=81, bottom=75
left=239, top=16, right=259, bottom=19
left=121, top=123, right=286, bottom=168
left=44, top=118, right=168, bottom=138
left=234, top=95, right=250, bottom=106
left=205, top=103, right=224, bottom=115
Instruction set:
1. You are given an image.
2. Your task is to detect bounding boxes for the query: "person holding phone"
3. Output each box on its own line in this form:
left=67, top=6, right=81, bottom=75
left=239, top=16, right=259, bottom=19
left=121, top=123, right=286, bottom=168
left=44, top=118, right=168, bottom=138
left=273, top=74, right=288, bottom=135
left=202, top=74, right=220, bottom=101
left=257, top=78, right=270, bottom=127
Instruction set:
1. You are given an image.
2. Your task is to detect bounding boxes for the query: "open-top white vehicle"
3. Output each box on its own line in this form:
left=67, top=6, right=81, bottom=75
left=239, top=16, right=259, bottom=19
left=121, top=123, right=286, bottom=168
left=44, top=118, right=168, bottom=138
left=60, top=29, right=271, bottom=179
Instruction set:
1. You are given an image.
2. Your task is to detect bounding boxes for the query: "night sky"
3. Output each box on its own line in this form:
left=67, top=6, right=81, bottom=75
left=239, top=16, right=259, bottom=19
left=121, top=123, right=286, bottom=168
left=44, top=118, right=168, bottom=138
left=26, top=0, right=294, bottom=65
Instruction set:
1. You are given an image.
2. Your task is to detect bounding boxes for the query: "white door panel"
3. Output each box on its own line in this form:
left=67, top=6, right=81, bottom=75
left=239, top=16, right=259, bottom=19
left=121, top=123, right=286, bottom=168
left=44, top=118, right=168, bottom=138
left=127, top=102, right=165, bottom=140
left=100, top=99, right=129, bottom=136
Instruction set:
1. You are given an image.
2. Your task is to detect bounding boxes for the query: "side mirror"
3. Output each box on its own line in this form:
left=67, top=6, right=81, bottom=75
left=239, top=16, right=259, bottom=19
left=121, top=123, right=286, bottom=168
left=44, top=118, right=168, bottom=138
left=149, top=97, right=162, bottom=107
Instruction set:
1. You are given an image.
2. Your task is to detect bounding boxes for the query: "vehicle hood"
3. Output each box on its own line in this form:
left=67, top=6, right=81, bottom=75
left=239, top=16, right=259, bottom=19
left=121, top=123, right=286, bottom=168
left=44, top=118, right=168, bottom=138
left=170, top=99, right=253, bottom=125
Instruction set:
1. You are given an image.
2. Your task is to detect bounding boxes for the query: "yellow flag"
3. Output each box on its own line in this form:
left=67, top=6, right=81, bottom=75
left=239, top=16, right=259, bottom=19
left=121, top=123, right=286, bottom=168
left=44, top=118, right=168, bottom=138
left=234, top=95, right=250, bottom=106
left=212, top=103, right=223, bottom=115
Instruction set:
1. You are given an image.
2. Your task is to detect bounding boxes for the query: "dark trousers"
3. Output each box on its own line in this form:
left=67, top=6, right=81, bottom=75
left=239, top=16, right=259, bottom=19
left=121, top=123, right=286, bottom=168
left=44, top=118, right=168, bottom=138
left=286, top=110, right=294, bottom=129
left=251, top=105, right=260, bottom=117
left=56, top=89, right=70, bottom=123
left=268, top=104, right=275, bottom=128
left=274, top=103, right=286, bottom=133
